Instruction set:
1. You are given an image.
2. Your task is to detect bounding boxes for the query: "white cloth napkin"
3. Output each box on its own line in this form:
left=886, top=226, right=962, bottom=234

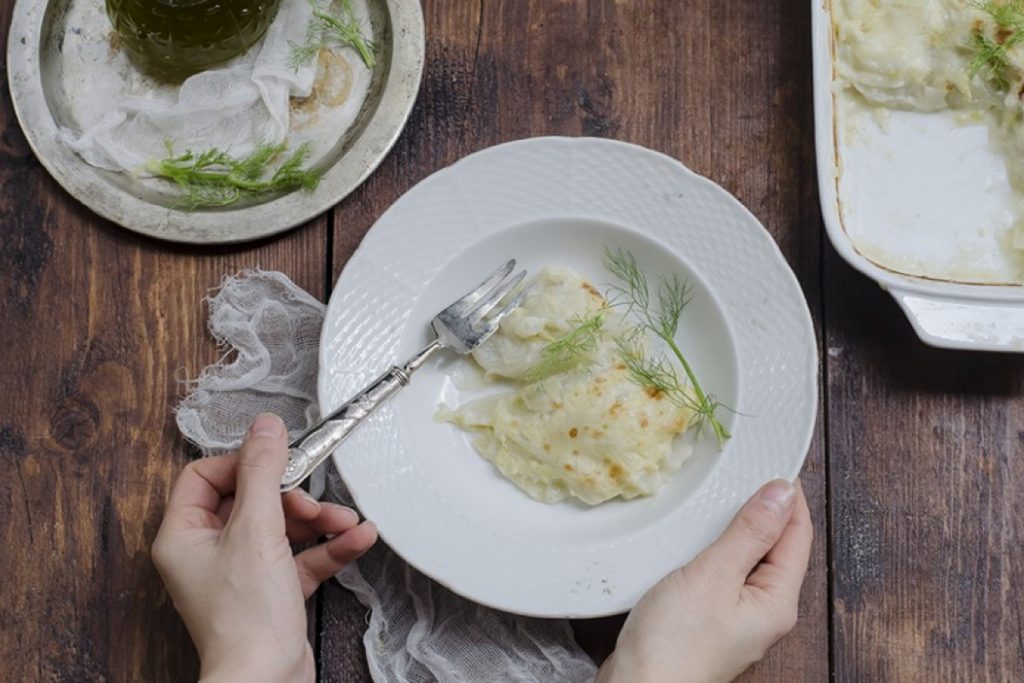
left=176, top=270, right=599, bottom=683
left=59, top=0, right=317, bottom=172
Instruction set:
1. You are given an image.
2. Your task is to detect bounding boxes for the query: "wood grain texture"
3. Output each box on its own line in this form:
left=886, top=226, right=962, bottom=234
left=320, top=1, right=829, bottom=681
left=825, top=246, right=1024, bottom=683
left=9, top=0, right=1019, bottom=680
left=0, top=0, right=328, bottom=676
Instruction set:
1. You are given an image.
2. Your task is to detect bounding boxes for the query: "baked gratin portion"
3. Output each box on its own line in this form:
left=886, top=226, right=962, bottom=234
left=438, top=267, right=695, bottom=506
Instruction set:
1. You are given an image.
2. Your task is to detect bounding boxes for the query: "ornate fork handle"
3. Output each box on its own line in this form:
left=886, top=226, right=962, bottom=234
left=280, top=340, right=441, bottom=492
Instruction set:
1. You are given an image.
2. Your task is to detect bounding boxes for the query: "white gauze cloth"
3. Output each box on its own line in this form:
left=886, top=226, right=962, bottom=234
left=176, top=270, right=599, bottom=683
left=59, top=0, right=316, bottom=172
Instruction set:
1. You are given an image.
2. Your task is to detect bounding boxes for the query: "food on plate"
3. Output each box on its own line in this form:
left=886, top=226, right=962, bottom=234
left=833, top=0, right=1024, bottom=249
left=439, top=257, right=728, bottom=506
left=439, top=267, right=694, bottom=505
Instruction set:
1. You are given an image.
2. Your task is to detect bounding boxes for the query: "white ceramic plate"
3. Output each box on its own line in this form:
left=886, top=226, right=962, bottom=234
left=812, top=0, right=1024, bottom=351
left=319, top=137, right=818, bottom=617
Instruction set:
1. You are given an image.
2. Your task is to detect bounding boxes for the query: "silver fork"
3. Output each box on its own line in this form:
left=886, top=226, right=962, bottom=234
left=280, top=260, right=528, bottom=492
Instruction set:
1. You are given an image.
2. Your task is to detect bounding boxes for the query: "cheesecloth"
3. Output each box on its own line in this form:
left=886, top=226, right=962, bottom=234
left=176, top=270, right=599, bottom=682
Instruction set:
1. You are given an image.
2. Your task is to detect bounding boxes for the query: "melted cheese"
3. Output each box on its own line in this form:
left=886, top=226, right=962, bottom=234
left=439, top=267, right=694, bottom=506
left=470, top=266, right=610, bottom=380
left=834, top=0, right=978, bottom=110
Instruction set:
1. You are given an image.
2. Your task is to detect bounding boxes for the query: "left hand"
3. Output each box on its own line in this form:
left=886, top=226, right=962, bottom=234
left=151, top=413, right=377, bottom=683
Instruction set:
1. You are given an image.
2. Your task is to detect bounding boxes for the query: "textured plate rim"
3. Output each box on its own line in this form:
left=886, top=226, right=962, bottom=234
left=319, top=136, right=819, bottom=617
left=5, top=0, right=424, bottom=245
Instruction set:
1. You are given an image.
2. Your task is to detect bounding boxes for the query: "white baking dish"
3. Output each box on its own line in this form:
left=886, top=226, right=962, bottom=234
left=812, top=0, right=1024, bottom=352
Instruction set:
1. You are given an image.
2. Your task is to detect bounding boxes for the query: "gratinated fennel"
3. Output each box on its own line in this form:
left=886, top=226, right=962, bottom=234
left=439, top=267, right=697, bottom=506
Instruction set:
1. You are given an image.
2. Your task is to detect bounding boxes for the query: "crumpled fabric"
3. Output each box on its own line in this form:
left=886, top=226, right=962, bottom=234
left=176, top=270, right=325, bottom=453
left=59, top=0, right=317, bottom=172
left=176, top=270, right=599, bottom=683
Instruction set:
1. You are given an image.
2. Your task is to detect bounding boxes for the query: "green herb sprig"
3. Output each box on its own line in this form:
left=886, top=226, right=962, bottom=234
left=970, top=0, right=1024, bottom=91
left=147, top=141, right=322, bottom=210
left=603, top=247, right=730, bottom=447
left=523, top=312, right=606, bottom=382
left=290, top=0, right=376, bottom=71
left=615, top=332, right=690, bottom=406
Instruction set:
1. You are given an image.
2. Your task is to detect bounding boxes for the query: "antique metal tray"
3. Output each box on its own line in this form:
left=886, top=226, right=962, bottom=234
left=6, top=0, right=424, bottom=244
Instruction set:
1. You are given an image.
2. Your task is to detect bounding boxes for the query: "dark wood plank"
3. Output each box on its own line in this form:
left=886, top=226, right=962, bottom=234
left=825, top=246, right=1024, bottom=682
left=320, top=1, right=829, bottom=680
left=0, top=3, right=329, bottom=677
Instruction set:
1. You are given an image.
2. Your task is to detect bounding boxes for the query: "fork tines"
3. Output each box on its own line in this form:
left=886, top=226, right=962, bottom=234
left=442, top=259, right=529, bottom=332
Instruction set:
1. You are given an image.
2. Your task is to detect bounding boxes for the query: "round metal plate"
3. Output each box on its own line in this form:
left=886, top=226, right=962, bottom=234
left=6, top=0, right=424, bottom=244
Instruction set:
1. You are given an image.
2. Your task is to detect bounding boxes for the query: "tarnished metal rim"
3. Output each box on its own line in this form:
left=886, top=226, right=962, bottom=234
left=6, top=0, right=424, bottom=245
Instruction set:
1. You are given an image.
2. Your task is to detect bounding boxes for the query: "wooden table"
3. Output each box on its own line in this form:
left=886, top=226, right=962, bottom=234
left=3, top=1, right=1022, bottom=681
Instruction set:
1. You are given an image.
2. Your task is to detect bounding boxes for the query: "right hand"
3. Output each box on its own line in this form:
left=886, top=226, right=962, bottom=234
left=597, top=478, right=812, bottom=683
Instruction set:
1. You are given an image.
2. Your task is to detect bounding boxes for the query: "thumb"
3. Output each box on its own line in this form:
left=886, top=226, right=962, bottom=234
left=231, top=413, right=289, bottom=531
left=692, top=479, right=796, bottom=583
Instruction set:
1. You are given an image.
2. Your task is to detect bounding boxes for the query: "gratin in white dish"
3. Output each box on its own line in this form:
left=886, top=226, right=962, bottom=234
left=813, top=0, right=1024, bottom=351
left=318, top=137, right=817, bottom=617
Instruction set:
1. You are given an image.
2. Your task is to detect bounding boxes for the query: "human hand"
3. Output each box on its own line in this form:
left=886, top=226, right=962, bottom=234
left=598, top=479, right=812, bottom=683
left=152, top=414, right=377, bottom=683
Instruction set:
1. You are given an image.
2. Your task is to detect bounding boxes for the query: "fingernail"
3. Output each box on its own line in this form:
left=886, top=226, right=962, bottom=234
left=339, top=506, right=360, bottom=524
left=250, top=413, right=285, bottom=438
left=298, top=489, right=321, bottom=510
left=759, top=479, right=796, bottom=515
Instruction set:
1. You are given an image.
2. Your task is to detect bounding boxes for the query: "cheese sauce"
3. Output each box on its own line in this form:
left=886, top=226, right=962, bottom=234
left=439, top=267, right=694, bottom=506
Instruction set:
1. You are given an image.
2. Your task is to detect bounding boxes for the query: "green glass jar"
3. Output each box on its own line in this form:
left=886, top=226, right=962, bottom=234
left=106, top=0, right=283, bottom=79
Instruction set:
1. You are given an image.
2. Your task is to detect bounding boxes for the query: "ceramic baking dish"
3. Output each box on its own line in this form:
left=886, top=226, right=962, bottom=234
left=812, top=0, right=1024, bottom=352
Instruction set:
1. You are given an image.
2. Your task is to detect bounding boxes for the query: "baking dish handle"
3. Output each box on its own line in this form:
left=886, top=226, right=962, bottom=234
left=889, top=288, right=1024, bottom=353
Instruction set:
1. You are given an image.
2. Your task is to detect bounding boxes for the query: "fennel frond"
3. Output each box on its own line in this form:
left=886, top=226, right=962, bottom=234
left=290, top=0, right=376, bottom=71
left=524, top=312, right=606, bottom=382
left=970, top=0, right=1024, bottom=90
left=147, top=141, right=322, bottom=210
left=603, top=247, right=731, bottom=447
